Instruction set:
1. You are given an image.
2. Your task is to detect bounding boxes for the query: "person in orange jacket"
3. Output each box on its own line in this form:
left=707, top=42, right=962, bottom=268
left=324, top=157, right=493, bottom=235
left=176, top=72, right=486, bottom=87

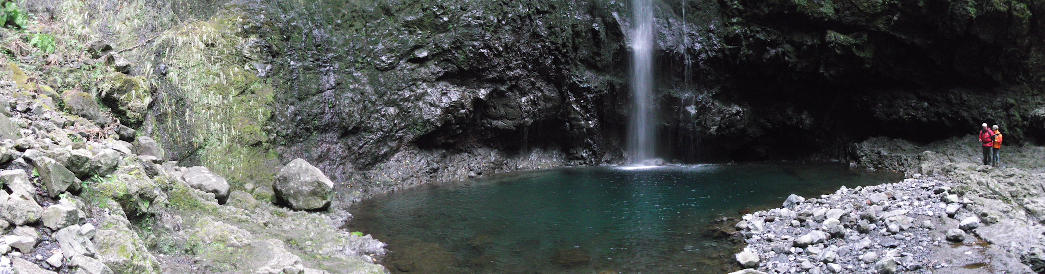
left=992, top=125, right=1003, bottom=167
left=978, top=123, right=995, bottom=165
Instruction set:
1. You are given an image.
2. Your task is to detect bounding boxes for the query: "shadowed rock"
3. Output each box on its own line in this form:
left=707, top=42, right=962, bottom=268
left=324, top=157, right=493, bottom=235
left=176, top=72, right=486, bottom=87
left=273, top=158, right=334, bottom=211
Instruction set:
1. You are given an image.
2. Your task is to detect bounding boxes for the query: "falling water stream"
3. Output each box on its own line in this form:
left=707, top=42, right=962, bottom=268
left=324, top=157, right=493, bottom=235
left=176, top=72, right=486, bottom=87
left=628, top=0, right=656, bottom=164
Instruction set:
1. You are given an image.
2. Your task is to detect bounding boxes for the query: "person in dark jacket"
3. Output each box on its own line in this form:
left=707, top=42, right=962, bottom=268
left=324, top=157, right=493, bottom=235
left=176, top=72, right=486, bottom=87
left=978, top=123, right=995, bottom=165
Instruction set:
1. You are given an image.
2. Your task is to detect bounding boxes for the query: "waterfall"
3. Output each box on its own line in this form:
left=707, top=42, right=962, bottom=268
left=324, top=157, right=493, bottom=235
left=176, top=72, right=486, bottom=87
left=628, top=0, right=656, bottom=164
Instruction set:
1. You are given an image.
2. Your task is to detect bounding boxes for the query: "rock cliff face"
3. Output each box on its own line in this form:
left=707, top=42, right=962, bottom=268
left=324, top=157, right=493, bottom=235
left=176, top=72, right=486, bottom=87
left=30, top=0, right=1045, bottom=196
left=256, top=0, right=1045, bottom=193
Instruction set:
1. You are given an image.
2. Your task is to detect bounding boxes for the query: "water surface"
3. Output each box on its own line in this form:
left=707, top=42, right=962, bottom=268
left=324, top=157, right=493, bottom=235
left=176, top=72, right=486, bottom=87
left=350, top=164, right=900, bottom=273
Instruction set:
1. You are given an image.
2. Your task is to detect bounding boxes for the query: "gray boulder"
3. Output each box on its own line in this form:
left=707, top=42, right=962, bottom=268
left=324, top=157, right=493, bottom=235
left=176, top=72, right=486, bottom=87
left=26, top=155, right=82, bottom=197
left=735, top=247, right=760, bottom=267
left=42, top=199, right=80, bottom=230
left=182, top=166, right=230, bottom=203
left=729, top=269, right=767, bottom=274
left=875, top=256, right=898, bottom=273
left=861, top=252, right=878, bottom=263
left=0, top=169, right=35, bottom=198
left=274, top=158, right=334, bottom=211
left=0, top=113, right=20, bottom=141
left=946, top=228, right=966, bottom=242
left=57, top=149, right=93, bottom=179
left=0, top=196, right=43, bottom=225
left=2, top=234, right=36, bottom=253
left=60, top=89, right=109, bottom=124
left=11, top=257, right=53, bottom=274
left=945, top=203, right=961, bottom=217
left=793, top=230, right=829, bottom=247
left=70, top=255, right=113, bottom=274
left=88, top=148, right=120, bottom=177
left=959, top=216, right=981, bottom=231
left=55, top=225, right=97, bottom=259
left=132, top=136, right=164, bottom=160
left=783, top=194, right=805, bottom=208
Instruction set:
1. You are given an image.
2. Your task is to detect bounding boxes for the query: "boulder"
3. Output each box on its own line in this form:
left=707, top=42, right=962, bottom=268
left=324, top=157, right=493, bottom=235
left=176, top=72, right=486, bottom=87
left=945, top=203, right=961, bottom=217
left=825, top=208, right=847, bottom=221
left=55, top=224, right=96, bottom=259
left=96, top=73, right=151, bottom=127
left=57, top=149, right=93, bottom=179
left=735, top=247, right=760, bottom=267
left=131, top=136, right=164, bottom=160
left=860, top=252, right=878, bottom=263
left=26, top=155, right=82, bottom=197
left=946, top=228, right=966, bottom=242
left=70, top=255, right=113, bottom=274
left=827, top=263, right=843, bottom=273
left=793, top=230, right=829, bottom=247
left=0, top=113, right=20, bottom=141
left=182, top=166, right=230, bottom=203
left=11, top=257, right=54, bottom=274
left=729, top=269, right=767, bottom=274
left=46, top=251, right=63, bottom=267
left=60, top=89, right=108, bottom=124
left=875, top=256, right=898, bottom=273
left=821, top=250, right=838, bottom=263
left=0, top=169, right=35, bottom=198
left=88, top=148, right=120, bottom=177
left=274, top=158, right=334, bottom=211
left=959, top=216, right=981, bottom=231
left=42, top=199, right=80, bottom=229
left=87, top=41, right=112, bottom=59
left=0, top=195, right=43, bottom=225
left=783, top=194, right=805, bottom=208
left=115, top=125, right=135, bottom=142
left=822, top=218, right=844, bottom=236
left=248, top=239, right=306, bottom=274
left=2, top=234, right=36, bottom=253
left=94, top=221, right=158, bottom=273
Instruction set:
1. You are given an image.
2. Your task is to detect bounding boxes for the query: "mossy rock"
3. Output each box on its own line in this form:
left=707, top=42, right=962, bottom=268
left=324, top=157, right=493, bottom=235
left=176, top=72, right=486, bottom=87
left=94, top=216, right=160, bottom=273
left=97, top=72, right=152, bottom=126
left=61, top=89, right=109, bottom=124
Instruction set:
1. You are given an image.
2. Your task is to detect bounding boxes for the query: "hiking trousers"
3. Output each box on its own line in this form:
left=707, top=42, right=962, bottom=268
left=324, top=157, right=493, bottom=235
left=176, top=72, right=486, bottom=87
left=992, top=148, right=1001, bottom=167
left=982, top=146, right=992, bottom=165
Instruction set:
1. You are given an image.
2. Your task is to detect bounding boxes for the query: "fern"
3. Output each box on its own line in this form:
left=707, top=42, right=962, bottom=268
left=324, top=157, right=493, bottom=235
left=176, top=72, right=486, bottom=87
left=29, top=33, right=56, bottom=54
left=1, top=1, right=27, bottom=29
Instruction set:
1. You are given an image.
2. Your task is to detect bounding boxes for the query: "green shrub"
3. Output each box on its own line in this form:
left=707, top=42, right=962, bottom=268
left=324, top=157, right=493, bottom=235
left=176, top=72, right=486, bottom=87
left=29, top=33, right=55, bottom=54
left=0, top=1, right=27, bottom=29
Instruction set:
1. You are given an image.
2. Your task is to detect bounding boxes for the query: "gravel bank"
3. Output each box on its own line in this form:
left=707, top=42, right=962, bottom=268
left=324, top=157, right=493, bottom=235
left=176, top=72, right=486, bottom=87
left=731, top=137, right=1045, bottom=273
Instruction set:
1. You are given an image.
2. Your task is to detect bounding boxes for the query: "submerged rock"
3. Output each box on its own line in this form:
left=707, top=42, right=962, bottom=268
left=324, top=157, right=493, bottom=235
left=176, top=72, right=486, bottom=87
left=550, top=248, right=590, bottom=267
left=273, top=158, right=334, bottom=211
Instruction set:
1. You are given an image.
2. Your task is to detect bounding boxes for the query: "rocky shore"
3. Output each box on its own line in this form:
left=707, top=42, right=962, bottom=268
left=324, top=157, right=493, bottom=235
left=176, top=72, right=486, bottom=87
left=732, top=137, right=1045, bottom=273
left=0, top=60, right=386, bottom=272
